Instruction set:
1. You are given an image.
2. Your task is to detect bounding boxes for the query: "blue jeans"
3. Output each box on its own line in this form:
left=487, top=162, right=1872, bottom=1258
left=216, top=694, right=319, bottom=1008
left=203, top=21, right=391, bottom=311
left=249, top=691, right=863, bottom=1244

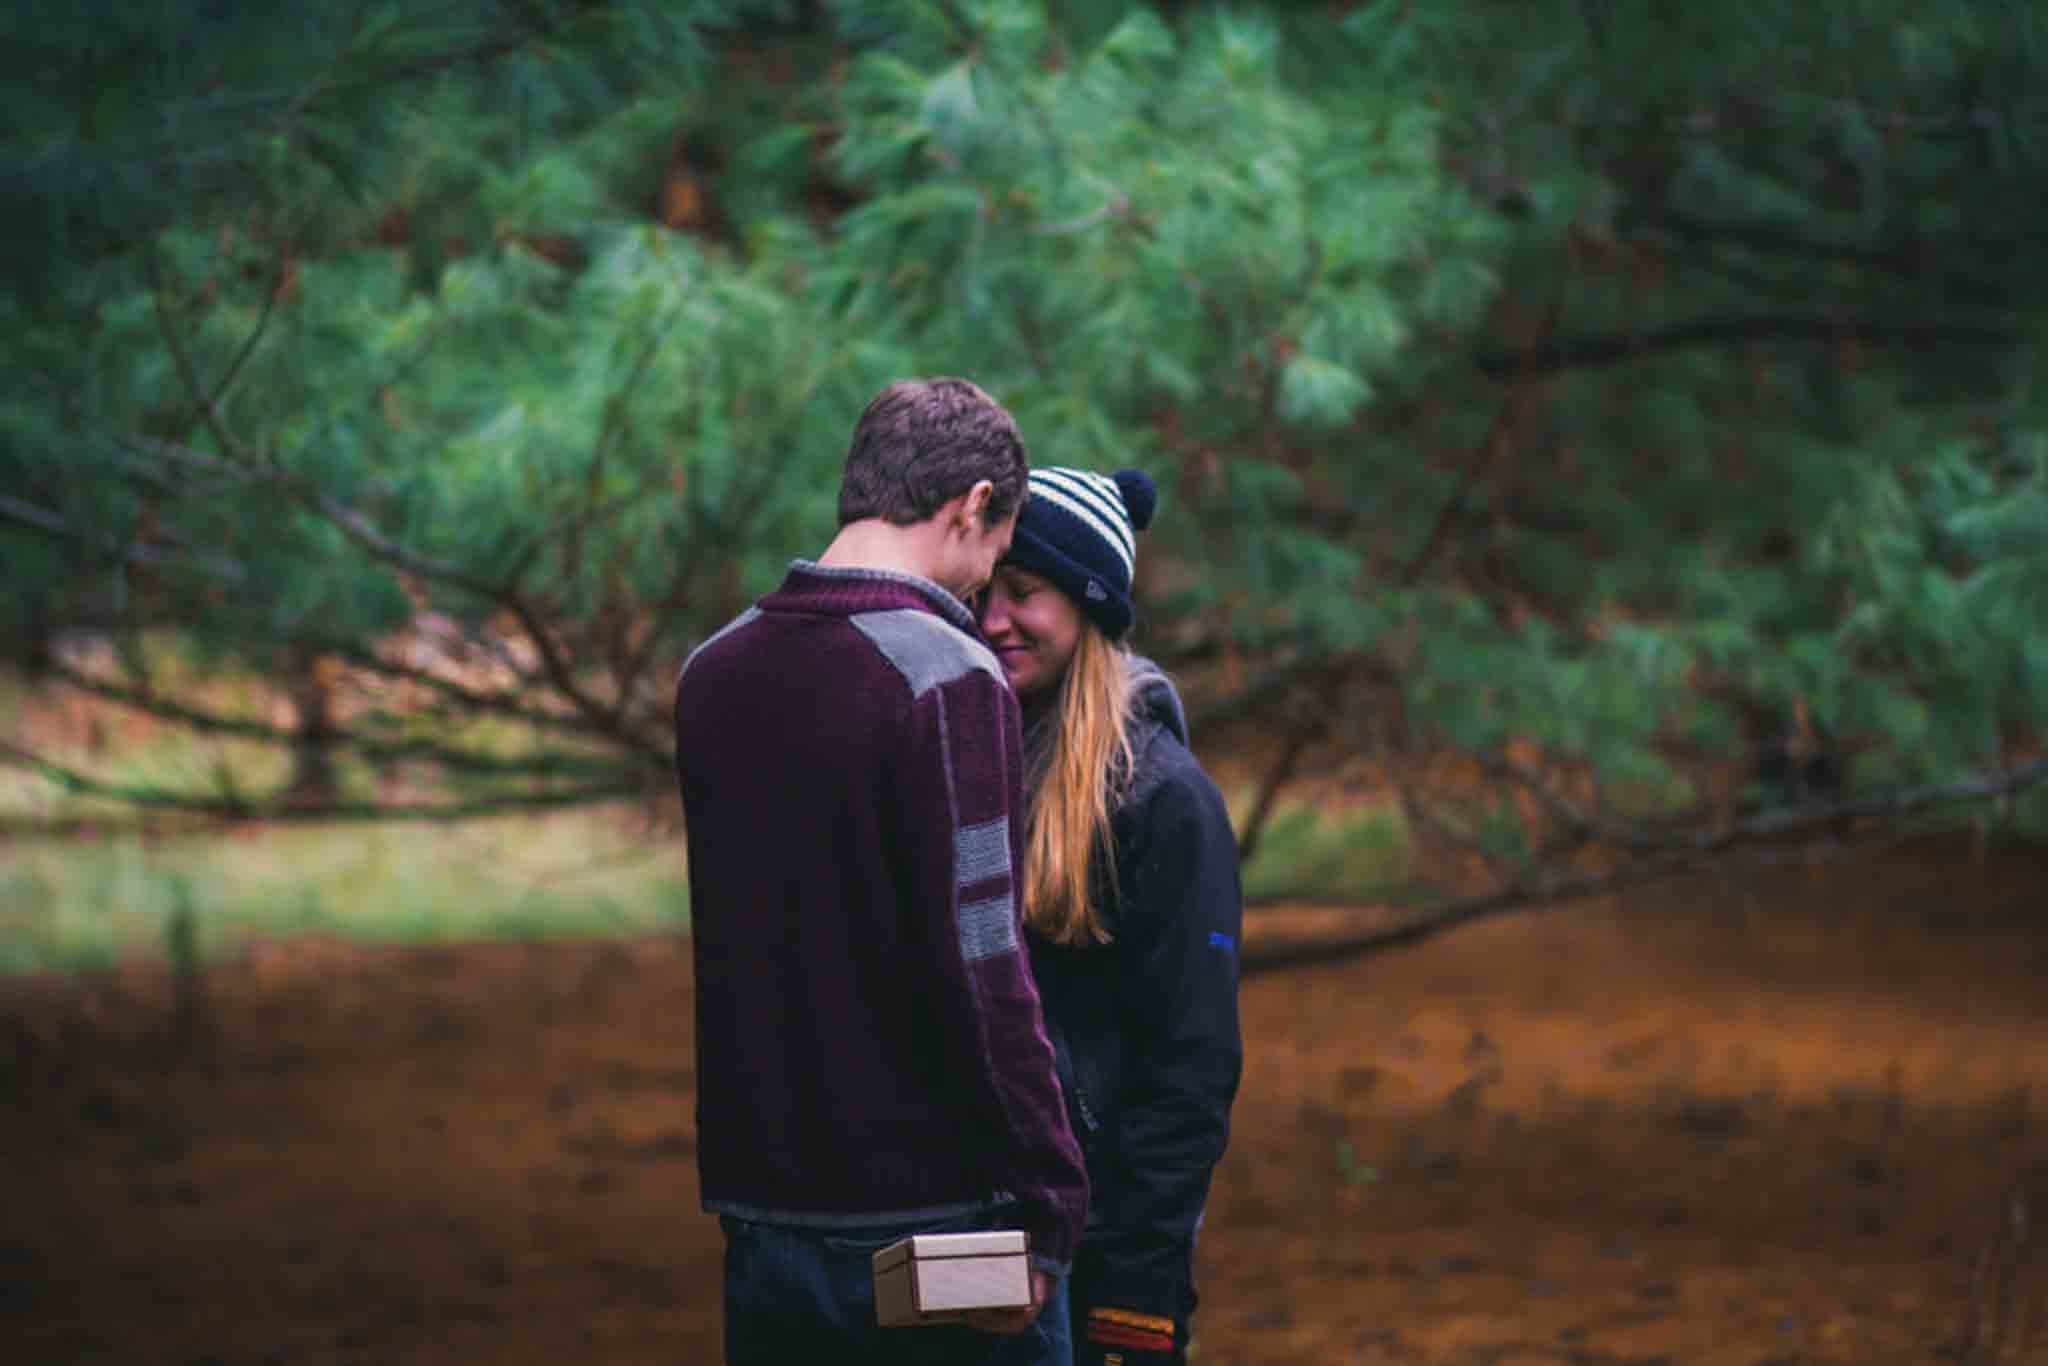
left=721, top=1210, right=1071, bottom=1365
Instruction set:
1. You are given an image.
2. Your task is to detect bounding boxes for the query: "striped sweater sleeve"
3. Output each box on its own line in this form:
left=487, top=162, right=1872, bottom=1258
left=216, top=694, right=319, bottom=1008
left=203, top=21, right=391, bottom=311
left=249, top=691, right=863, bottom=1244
left=855, top=609, right=1089, bottom=1272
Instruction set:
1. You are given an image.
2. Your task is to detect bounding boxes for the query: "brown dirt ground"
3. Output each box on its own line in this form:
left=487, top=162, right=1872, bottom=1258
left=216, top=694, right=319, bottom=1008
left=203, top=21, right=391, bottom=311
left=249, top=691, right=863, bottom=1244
left=3, top=839, right=2045, bottom=1365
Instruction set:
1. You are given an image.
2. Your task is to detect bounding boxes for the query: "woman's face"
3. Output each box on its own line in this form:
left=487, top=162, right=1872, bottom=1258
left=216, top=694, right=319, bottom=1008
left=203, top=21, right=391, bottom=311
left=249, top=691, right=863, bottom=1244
left=978, top=565, right=1083, bottom=701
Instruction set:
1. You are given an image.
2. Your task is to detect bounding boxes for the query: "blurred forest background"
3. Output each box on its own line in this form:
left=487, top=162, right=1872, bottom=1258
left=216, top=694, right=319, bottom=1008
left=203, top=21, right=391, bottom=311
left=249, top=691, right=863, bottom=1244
left=5, top=6, right=2048, bottom=1364
left=4, top=0, right=2047, bottom=967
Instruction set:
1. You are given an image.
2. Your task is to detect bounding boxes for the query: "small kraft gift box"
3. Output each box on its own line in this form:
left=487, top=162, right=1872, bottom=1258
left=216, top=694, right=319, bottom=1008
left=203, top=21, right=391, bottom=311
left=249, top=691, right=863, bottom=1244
left=872, top=1230, right=1031, bottom=1327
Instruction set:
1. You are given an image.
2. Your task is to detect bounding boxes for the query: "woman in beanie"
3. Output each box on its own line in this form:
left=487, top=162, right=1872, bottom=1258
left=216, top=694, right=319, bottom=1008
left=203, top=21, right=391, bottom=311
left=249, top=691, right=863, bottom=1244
left=977, top=467, right=1244, bottom=1366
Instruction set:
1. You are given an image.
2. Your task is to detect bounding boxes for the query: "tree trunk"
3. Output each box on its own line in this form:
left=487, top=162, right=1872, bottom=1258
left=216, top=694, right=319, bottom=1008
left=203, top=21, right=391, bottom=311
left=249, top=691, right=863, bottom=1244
left=285, top=648, right=340, bottom=807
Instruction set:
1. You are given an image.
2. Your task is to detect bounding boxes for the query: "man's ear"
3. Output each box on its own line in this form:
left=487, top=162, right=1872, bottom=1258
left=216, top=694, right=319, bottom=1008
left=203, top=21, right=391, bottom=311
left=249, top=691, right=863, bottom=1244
left=958, top=479, right=995, bottom=528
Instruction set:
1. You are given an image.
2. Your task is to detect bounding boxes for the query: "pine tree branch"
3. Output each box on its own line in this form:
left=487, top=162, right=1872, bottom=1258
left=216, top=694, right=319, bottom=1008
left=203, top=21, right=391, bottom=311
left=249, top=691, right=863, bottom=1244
left=570, top=309, right=678, bottom=560
left=0, top=493, right=248, bottom=583
left=315, top=638, right=658, bottom=751
left=1476, top=315, right=2015, bottom=378
left=0, top=739, right=641, bottom=825
left=131, top=436, right=648, bottom=750
left=614, top=361, right=839, bottom=699
left=1641, top=209, right=2009, bottom=307
left=1241, top=845, right=1704, bottom=973
left=1393, top=775, right=1535, bottom=891
left=1030, top=190, right=1130, bottom=237
left=269, top=10, right=613, bottom=107
left=1242, top=758, right=2048, bottom=972
left=142, top=436, right=498, bottom=596
left=1185, top=651, right=1338, bottom=736
left=1224, top=350, right=1555, bottom=839
left=570, top=311, right=677, bottom=703
left=41, top=659, right=625, bottom=780
left=1471, top=748, right=1666, bottom=853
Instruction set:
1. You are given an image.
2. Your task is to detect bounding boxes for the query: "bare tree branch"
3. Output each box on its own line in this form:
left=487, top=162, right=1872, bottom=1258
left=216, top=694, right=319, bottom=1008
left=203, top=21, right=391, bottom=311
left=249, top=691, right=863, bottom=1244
left=1476, top=315, right=2014, bottom=379
left=132, top=437, right=649, bottom=748
left=1472, top=747, right=1665, bottom=853
left=41, top=660, right=626, bottom=780
left=205, top=256, right=287, bottom=417
left=1393, top=774, right=1535, bottom=892
left=135, top=239, right=659, bottom=755
left=1234, top=727, right=1311, bottom=864
left=1243, top=758, right=2048, bottom=972
left=1641, top=209, right=2008, bottom=307
left=312, top=639, right=647, bottom=748
left=1408, top=285, right=1561, bottom=582
left=0, top=492, right=247, bottom=583
left=1186, top=650, right=1341, bottom=737
left=0, top=739, right=641, bottom=825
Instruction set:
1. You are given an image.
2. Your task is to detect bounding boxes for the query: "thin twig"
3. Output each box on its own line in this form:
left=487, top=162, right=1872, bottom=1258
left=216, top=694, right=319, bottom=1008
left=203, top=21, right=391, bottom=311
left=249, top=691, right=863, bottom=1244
left=146, top=245, right=251, bottom=461
left=1030, top=192, right=1129, bottom=236
left=203, top=257, right=286, bottom=417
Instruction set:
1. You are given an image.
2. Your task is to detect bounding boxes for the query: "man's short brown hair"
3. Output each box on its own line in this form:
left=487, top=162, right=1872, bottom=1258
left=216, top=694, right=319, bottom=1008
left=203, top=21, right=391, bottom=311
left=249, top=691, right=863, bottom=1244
left=837, top=377, right=1028, bottom=528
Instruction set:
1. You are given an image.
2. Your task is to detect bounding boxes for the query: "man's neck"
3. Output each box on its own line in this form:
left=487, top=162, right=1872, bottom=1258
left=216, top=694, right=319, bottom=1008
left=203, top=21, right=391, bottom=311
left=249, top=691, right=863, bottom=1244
left=818, top=519, right=948, bottom=590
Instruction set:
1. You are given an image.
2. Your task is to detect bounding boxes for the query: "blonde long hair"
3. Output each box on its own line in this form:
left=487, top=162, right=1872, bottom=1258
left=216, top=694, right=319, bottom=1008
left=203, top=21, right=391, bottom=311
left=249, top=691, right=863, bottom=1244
left=1021, top=626, right=1137, bottom=946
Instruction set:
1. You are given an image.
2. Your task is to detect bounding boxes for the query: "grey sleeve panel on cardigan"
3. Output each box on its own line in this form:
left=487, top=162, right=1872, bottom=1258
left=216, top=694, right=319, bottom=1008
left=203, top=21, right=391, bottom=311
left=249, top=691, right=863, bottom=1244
left=954, top=815, right=1013, bottom=887
left=956, top=894, right=1020, bottom=961
left=851, top=608, right=1003, bottom=697
left=857, top=606, right=1016, bottom=969
left=934, top=690, right=1018, bottom=968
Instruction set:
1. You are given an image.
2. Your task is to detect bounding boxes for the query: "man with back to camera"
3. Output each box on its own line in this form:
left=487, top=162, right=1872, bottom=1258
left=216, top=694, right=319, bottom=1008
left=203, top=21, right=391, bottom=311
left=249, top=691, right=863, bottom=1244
left=673, top=377, right=1089, bottom=1365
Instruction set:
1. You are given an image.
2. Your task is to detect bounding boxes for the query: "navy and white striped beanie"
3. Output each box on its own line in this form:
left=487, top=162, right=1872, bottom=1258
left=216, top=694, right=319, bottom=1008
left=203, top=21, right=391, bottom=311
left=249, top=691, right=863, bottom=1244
left=1006, top=466, right=1158, bottom=640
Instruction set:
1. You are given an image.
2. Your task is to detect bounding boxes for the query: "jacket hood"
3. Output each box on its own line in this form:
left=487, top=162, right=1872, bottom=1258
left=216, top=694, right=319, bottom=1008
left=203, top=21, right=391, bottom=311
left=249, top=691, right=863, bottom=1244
left=1021, top=652, right=1189, bottom=776
left=1125, top=654, right=1189, bottom=749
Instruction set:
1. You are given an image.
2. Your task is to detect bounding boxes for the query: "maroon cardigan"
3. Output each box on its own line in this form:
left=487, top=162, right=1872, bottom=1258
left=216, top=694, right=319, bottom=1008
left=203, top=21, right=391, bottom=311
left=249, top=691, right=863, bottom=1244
left=673, top=560, right=1087, bottom=1271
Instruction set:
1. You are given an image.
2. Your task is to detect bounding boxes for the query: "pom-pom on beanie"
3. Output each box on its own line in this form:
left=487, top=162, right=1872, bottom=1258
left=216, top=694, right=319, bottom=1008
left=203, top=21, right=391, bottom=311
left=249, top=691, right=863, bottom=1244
left=1004, top=466, right=1157, bottom=640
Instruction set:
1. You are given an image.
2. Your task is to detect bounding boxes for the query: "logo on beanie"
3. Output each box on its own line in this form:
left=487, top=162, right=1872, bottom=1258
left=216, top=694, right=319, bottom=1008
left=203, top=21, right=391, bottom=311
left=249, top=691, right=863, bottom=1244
left=1085, top=580, right=1107, bottom=601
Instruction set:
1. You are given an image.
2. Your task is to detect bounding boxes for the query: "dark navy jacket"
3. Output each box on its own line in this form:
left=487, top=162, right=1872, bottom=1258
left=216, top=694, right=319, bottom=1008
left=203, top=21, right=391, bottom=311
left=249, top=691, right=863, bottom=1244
left=1025, top=658, right=1244, bottom=1329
